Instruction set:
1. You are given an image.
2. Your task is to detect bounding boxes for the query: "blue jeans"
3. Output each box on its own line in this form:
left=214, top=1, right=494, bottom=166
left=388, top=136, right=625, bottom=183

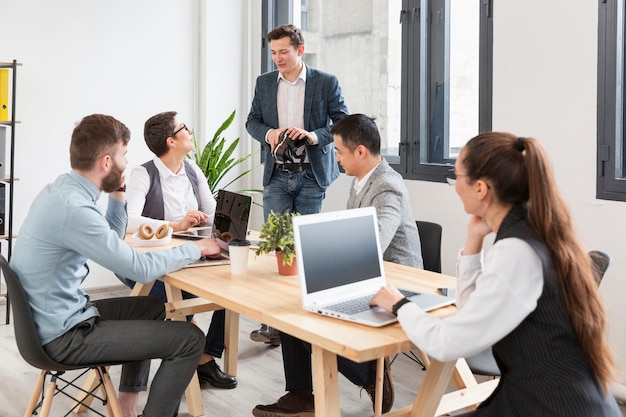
left=263, top=166, right=326, bottom=219
left=118, top=276, right=226, bottom=358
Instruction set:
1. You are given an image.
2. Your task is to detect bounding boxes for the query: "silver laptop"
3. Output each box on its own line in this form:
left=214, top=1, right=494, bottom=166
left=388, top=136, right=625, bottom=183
left=174, top=189, right=252, bottom=267
left=293, top=207, right=455, bottom=327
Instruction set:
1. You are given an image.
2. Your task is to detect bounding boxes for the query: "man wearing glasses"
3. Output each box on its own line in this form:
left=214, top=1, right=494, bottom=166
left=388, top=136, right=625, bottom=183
left=119, top=111, right=237, bottom=415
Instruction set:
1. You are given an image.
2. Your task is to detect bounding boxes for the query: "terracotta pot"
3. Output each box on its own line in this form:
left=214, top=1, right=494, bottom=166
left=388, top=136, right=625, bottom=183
left=276, top=252, right=298, bottom=275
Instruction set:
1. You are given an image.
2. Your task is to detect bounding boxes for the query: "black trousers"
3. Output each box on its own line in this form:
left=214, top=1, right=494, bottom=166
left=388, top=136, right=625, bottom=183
left=43, top=296, right=204, bottom=417
left=280, top=331, right=374, bottom=392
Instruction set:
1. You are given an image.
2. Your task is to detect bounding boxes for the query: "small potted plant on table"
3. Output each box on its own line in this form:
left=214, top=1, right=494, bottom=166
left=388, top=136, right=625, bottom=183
left=255, top=210, right=299, bottom=275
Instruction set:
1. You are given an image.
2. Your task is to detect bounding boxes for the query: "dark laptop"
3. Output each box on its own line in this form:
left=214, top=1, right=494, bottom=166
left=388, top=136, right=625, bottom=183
left=173, top=189, right=252, bottom=267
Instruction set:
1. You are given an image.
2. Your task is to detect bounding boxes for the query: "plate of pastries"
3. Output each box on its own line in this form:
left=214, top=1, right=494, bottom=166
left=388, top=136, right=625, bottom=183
left=132, top=223, right=172, bottom=247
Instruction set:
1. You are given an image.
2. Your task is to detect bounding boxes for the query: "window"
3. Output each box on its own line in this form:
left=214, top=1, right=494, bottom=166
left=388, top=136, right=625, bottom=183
left=260, top=0, right=492, bottom=182
left=598, top=0, right=626, bottom=201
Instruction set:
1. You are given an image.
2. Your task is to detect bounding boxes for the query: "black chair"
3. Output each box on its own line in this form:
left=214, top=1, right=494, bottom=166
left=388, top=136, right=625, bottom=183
left=465, top=249, right=613, bottom=378
left=589, top=250, right=612, bottom=286
left=1, top=255, right=123, bottom=417
left=395, top=221, right=444, bottom=370
left=415, top=220, right=443, bottom=273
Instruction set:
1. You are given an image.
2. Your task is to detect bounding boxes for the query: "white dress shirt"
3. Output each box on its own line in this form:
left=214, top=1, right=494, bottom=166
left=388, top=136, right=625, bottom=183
left=266, top=64, right=319, bottom=150
left=397, top=237, right=544, bottom=362
left=353, top=162, right=381, bottom=195
left=126, top=157, right=216, bottom=233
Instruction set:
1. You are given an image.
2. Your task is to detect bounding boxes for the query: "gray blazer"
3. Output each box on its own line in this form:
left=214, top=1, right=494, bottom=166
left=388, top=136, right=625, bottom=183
left=347, top=159, right=423, bottom=269
left=246, top=65, right=349, bottom=188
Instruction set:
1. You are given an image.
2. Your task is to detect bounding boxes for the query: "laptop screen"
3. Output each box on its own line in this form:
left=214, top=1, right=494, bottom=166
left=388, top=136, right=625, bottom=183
left=173, top=190, right=251, bottom=246
left=213, top=189, right=251, bottom=246
left=295, top=207, right=383, bottom=294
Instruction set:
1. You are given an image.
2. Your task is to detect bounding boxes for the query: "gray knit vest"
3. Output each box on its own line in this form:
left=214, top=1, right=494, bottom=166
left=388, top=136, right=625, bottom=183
left=140, top=159, right=201, bottom=220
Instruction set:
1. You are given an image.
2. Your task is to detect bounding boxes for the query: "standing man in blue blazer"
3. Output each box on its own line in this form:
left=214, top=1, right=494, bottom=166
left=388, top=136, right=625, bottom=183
left=246, top=24, right=349, bottom=345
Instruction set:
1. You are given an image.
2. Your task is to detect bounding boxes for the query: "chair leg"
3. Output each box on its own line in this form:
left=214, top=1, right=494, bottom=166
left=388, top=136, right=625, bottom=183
left=98, top=367, right=123, bottom=417
left=417, top=348, right=431, bottom=368
left=74, top=366, right=108, bottom=412
left=24, top=370, right=46, bottom=417
left=39, top=373, right=58, bottom=417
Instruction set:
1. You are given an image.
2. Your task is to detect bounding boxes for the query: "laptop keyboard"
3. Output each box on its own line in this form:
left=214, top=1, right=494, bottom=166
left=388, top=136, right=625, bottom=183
left=326, top=289, right=420, bottom=315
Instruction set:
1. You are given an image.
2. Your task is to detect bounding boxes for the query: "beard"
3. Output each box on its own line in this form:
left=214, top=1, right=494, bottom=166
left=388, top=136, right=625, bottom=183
left=102, top=160, right=125, bottom=193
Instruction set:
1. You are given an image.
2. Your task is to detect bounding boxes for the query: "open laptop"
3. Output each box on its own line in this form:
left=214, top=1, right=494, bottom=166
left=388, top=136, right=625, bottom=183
left=293, top=206, right=455, bottom=327
left=174, top=189, right=252, bottom=267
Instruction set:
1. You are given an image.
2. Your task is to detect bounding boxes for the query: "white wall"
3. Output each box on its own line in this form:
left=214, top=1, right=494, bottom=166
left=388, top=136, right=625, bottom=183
left=323, top=0, right=626, bottom=396
left=0, top=0, right=252, bottom=287
left=3, top=0, right=626, bottom=396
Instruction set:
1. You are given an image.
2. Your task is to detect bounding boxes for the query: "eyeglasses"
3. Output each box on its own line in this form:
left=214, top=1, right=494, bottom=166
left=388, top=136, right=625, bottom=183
left=171, top=123, right=190, bottom=137
left=445, top=168, right=468, bottom=186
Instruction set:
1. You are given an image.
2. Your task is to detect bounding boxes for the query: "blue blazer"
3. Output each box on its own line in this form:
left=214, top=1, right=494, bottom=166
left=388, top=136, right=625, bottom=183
left=246, top=65, right=349, bottom=188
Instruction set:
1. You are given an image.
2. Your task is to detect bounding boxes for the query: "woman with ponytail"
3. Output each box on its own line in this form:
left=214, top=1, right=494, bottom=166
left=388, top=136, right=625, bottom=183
left=372, top=132, right=620, bottom=416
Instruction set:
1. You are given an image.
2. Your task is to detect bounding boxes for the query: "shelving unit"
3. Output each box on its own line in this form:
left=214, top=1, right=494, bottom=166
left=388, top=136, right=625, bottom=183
left=0, top=60, right=20, bottom=324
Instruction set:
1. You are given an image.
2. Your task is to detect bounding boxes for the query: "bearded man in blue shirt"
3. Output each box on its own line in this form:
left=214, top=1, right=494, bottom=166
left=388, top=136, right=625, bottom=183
left=10, top=114, right=221, bottom=417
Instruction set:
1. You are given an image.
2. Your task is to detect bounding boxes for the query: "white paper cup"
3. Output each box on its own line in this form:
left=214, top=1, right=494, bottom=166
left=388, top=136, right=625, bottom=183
left=228, top=239, right=251, bottom=275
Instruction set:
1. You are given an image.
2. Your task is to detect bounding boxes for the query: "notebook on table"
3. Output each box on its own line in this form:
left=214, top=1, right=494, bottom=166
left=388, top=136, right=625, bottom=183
left=292, top=206, right=455, bottom=327
left=173, top=189, right=252, bottom=267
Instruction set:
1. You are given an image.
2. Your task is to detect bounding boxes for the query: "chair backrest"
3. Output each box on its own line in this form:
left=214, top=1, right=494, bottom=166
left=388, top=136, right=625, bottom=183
left=588, top=250, right=612, bottom=285
left=415, top=220, right=442, bottom=273
left=1, top=255, right=68, bottom=371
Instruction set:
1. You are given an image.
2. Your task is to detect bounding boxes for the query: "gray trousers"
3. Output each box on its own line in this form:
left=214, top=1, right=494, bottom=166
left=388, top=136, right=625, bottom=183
left=43, top=296, right=204, bottom=417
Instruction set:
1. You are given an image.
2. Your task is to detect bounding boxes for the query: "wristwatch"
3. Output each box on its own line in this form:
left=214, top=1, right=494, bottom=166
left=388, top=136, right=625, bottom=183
left=392, top=297, right=411, bottom=316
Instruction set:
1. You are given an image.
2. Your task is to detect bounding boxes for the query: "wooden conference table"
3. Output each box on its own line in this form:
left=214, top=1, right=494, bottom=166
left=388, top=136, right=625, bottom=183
left=79, top=235, right=497, bottom=417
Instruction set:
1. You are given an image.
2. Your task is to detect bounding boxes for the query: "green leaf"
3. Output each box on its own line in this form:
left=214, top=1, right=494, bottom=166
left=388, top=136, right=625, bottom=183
left=188, top=110, right=262, bottom=200
left=255, top=210, right=300, bottom=265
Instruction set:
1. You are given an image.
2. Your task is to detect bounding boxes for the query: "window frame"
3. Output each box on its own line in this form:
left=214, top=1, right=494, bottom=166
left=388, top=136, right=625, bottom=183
left=597, top=0, right=626, bottom=202
left=260, top=0, right=493, bottom=183
left=395, top=0, right=493, bottom=182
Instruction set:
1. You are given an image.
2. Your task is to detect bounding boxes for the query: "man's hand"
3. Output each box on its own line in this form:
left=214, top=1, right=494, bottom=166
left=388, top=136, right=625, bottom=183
left=195, top=238, right=222, bottom=258
left=268, top=127, right=313, bottom=152
left=283, top=127, right=312, bottom=143
left=267, top=129, right=285, bottom=152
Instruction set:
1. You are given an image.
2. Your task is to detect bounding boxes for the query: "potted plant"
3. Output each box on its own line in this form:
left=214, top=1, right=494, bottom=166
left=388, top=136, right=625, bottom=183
left=255, top=210, right=299, bottom=275
left=189, top=109, right=261, bottom=198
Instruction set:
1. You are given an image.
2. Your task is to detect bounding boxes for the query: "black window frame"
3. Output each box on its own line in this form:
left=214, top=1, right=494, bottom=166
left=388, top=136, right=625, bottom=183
left=597, top=0, right=626, bottom=201
left=259, top=0, right=493, bottom=182
left=396, top=0, right=493, bottom=182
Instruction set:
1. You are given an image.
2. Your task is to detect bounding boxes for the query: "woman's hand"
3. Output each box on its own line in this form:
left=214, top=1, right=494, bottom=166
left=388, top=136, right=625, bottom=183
left=463, top=215, right=492, bottom=255
left=370, top=285, right=406, bottom=313
left=173, top=210, right=209, bottom=232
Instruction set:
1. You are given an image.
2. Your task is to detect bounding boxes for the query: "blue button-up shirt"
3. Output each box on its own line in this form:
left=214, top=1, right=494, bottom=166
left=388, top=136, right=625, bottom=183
left=10, top=170, right=201, bottom=345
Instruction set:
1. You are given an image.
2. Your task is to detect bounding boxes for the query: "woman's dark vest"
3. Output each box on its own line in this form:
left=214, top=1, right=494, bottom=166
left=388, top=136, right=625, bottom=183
left=140, top=160, right=201, bottom=221
left=474, top=205, right=620, bottom=416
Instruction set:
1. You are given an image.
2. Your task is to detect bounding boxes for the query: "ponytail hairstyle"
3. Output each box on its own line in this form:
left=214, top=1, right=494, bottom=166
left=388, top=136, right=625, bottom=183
left=462, top=132, right=615, bottom=393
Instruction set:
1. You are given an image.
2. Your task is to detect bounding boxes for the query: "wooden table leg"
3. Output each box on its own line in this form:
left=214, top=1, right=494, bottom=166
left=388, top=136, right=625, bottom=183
left=373, top=357, right=385, bottom=416
left=130, top=281, right=155, bottom=296
left=408, top=358, right=457, bottom=417
left=165, top=282, right=205, bottom=417
left=311, top=345, right=340, bottom=417
left=223, top=309, right=239, bottom=376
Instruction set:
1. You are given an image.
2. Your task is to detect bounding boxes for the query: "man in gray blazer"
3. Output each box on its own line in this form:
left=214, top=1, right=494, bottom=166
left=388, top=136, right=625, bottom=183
left=340, top=116, right=424, bottom=269
left=251, top=114, right=423, bottom=417
left=246, top=24, right=349, bottom=345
